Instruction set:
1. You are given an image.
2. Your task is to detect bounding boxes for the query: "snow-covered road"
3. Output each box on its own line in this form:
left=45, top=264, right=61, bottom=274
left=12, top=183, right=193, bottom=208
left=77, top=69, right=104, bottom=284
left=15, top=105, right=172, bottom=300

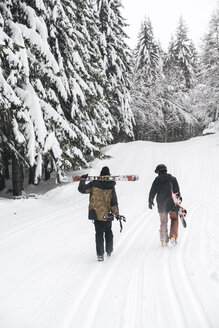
left=0, top=135, right=219, bottom=328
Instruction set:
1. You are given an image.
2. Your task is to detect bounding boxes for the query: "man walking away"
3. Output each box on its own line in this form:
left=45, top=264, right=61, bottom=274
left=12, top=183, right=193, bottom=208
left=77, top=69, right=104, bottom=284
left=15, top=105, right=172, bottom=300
left=148, top=164, right=181, bottom=247
left=78, top=166, right=119, bottom=261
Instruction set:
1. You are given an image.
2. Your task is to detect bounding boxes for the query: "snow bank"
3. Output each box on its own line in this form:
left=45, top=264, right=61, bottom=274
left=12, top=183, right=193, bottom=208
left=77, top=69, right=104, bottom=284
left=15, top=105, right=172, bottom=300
left=0, top=135, right=219, bottom=327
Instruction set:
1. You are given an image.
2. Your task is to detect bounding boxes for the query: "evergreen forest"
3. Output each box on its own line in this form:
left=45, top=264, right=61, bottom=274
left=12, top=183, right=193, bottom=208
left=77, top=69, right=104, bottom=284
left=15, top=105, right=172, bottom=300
left=0, top=0, right=218, bottom=195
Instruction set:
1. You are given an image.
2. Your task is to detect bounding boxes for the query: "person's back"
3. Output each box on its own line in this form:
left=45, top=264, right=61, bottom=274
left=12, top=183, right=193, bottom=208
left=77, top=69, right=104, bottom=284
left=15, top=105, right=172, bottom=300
left=78, top=166, right=119, bottom=261
left=148, top=164, right=180, bottom=247
left=78, top=179, right=119, bottom=221
left=149, top=172, right=179, bottom=213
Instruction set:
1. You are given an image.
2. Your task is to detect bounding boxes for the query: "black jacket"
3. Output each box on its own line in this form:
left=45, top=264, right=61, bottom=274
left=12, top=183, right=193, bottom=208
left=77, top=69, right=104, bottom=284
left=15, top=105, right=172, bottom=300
left=78, top=180, right=119, bottom=221
left=149, top=173, right=180, bottom=213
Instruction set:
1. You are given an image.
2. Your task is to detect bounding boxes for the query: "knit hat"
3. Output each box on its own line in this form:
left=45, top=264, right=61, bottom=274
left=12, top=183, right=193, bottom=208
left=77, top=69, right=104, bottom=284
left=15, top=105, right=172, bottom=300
left=155, top=164, right=167, bottom=174
left=100, top=166, right=110, bottom=176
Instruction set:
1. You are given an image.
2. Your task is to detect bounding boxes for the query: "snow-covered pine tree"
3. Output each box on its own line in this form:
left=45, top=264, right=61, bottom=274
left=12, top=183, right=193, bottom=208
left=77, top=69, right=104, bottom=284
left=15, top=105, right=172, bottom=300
left=194, top=6, right=219, bottom=127
left=162, top=17, right=199, bottom=141
left=44, top=0, right=115, bottom=148
left=164, top=36, right=185, bottom=91
left=135, top=18, right=161, bottom=84
left=189, top=40, right=198, bottom=75
left=1, top=0, right=120, bottom=193
left=165, top=16, right=196, bottom=90
left=1, top=0, right=85, bottom=186
left=131, top=17, right=165, bottom=141
left=96, top=0, right=134, bottom=141
left=0, top=6, right=28, bottom=194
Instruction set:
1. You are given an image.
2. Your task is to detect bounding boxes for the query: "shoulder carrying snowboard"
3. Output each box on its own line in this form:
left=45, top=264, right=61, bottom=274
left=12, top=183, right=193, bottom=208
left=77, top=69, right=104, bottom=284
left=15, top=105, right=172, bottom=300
left=172, top=192, right=187, bottom=228
left=58, top=174, right=139, bottom=183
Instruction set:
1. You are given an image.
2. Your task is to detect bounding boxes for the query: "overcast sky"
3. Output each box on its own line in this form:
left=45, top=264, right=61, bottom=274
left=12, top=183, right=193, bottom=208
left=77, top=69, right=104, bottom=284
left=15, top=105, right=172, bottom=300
left=121, top=0, right=219, bottom=50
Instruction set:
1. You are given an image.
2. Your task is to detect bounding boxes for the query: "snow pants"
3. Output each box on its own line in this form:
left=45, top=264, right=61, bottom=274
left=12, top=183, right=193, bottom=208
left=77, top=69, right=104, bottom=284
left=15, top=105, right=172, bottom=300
left=159, top=211, right=178, bottom=242
left=94, top=221, right=113, bottom=256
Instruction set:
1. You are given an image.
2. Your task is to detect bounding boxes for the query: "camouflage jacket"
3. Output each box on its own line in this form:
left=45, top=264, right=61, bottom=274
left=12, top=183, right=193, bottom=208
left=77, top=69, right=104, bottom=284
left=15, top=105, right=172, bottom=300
left=78, top=180, right=119, bottom=221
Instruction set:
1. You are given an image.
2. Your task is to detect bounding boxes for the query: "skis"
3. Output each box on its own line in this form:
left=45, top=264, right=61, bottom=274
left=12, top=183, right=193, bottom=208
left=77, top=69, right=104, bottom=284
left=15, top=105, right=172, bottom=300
left=58, top=174, right=139, bottom=183
left=172, top=192, right=187, bottom=228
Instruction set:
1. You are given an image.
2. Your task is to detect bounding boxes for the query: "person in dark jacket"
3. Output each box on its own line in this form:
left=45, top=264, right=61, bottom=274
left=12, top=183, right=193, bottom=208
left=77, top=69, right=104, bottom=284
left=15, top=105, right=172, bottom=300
left=78, top=166, right=119, bottom=261
left=148, top=164, right=180, bottom=246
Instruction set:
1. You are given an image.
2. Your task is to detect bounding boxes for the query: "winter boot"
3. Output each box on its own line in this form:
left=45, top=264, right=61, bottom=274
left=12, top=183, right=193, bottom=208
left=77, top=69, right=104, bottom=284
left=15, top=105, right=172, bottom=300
left=161, top=241, right=168, bottom=247
left=169, top=235, right=177, bottom=247
left=97, top=255, right=104, bottom=261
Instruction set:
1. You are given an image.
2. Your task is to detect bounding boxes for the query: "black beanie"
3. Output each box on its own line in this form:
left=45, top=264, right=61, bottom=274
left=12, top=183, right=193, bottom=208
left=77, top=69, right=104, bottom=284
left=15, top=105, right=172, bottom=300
left=100, top=166, right=110, bottom=176
left=155, top=164, right=167, bottom=174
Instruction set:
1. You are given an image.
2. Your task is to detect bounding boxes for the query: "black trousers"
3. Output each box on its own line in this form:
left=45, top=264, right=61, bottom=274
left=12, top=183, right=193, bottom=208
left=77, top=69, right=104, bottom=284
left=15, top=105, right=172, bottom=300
left=94, top=221, right=113, bottom=256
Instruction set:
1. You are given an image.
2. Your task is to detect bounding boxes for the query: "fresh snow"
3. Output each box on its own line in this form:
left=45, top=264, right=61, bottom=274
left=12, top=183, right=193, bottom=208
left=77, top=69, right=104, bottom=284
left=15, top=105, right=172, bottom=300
left=0, top=135, right=219, bottom=328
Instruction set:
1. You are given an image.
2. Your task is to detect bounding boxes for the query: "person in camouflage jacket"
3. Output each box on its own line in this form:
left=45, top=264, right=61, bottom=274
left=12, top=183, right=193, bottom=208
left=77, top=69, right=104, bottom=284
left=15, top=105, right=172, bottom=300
left=78, top=166, right=119, bottom=261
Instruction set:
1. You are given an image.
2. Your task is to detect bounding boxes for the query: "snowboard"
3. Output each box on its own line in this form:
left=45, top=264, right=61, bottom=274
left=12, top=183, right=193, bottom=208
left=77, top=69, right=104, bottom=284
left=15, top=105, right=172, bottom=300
left=178, top=207, right=187, bottom=228
left=58, top=174, right=139, bottom=183
left=172, top=192, right=187, bottom=228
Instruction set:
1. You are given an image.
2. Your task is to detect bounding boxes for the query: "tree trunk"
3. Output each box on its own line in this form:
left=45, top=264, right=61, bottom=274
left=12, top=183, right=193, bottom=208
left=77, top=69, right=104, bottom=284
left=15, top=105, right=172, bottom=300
left=12, top=154, right=23, bottom=197
left=28, top=166, right=36, bottom=185
left=3, top=152, right=10, bottom=179
left=0, top=167, right=5, bottom=191
left=44, top=157, right=51, bottom=181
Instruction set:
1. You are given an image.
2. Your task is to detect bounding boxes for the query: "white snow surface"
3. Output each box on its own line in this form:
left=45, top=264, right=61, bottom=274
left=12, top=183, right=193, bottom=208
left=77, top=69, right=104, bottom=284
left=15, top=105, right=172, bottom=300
left=0, top=135, right=219, bottom=328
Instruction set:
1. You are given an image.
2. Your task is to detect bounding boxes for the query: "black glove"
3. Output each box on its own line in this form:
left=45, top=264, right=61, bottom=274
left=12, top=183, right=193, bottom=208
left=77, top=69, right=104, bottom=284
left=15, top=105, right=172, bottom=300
left=148, top=201, right=154, bottom=209
left=107, top=212, right=114, bottom=220
left=116, top=215, right=126, bottom=222
left=175, top=192, right=182, bottom=202
left=116, top=215, right=126, bottom=233
left=81, top=174, right=88, bottom=180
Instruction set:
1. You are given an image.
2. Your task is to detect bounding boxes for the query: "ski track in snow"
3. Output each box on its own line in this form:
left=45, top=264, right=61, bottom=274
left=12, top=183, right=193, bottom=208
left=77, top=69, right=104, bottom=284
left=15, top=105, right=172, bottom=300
left=161, top=142, right=212, bottom=328
left=161, top=140, right=214, bottom=328
left=0, top=202, right=84, bottom=248
left=0, top=136, right=219, bottom=328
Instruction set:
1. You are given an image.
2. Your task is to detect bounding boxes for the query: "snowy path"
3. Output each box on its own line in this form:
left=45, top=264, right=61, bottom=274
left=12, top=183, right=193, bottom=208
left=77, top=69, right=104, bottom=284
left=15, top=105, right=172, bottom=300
left=0, top=135, right=219, bottom=328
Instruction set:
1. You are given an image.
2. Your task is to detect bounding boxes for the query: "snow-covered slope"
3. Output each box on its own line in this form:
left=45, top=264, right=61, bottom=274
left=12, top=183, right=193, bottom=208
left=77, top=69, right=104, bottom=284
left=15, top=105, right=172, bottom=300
left=0, top=135, right=219, bottom=328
